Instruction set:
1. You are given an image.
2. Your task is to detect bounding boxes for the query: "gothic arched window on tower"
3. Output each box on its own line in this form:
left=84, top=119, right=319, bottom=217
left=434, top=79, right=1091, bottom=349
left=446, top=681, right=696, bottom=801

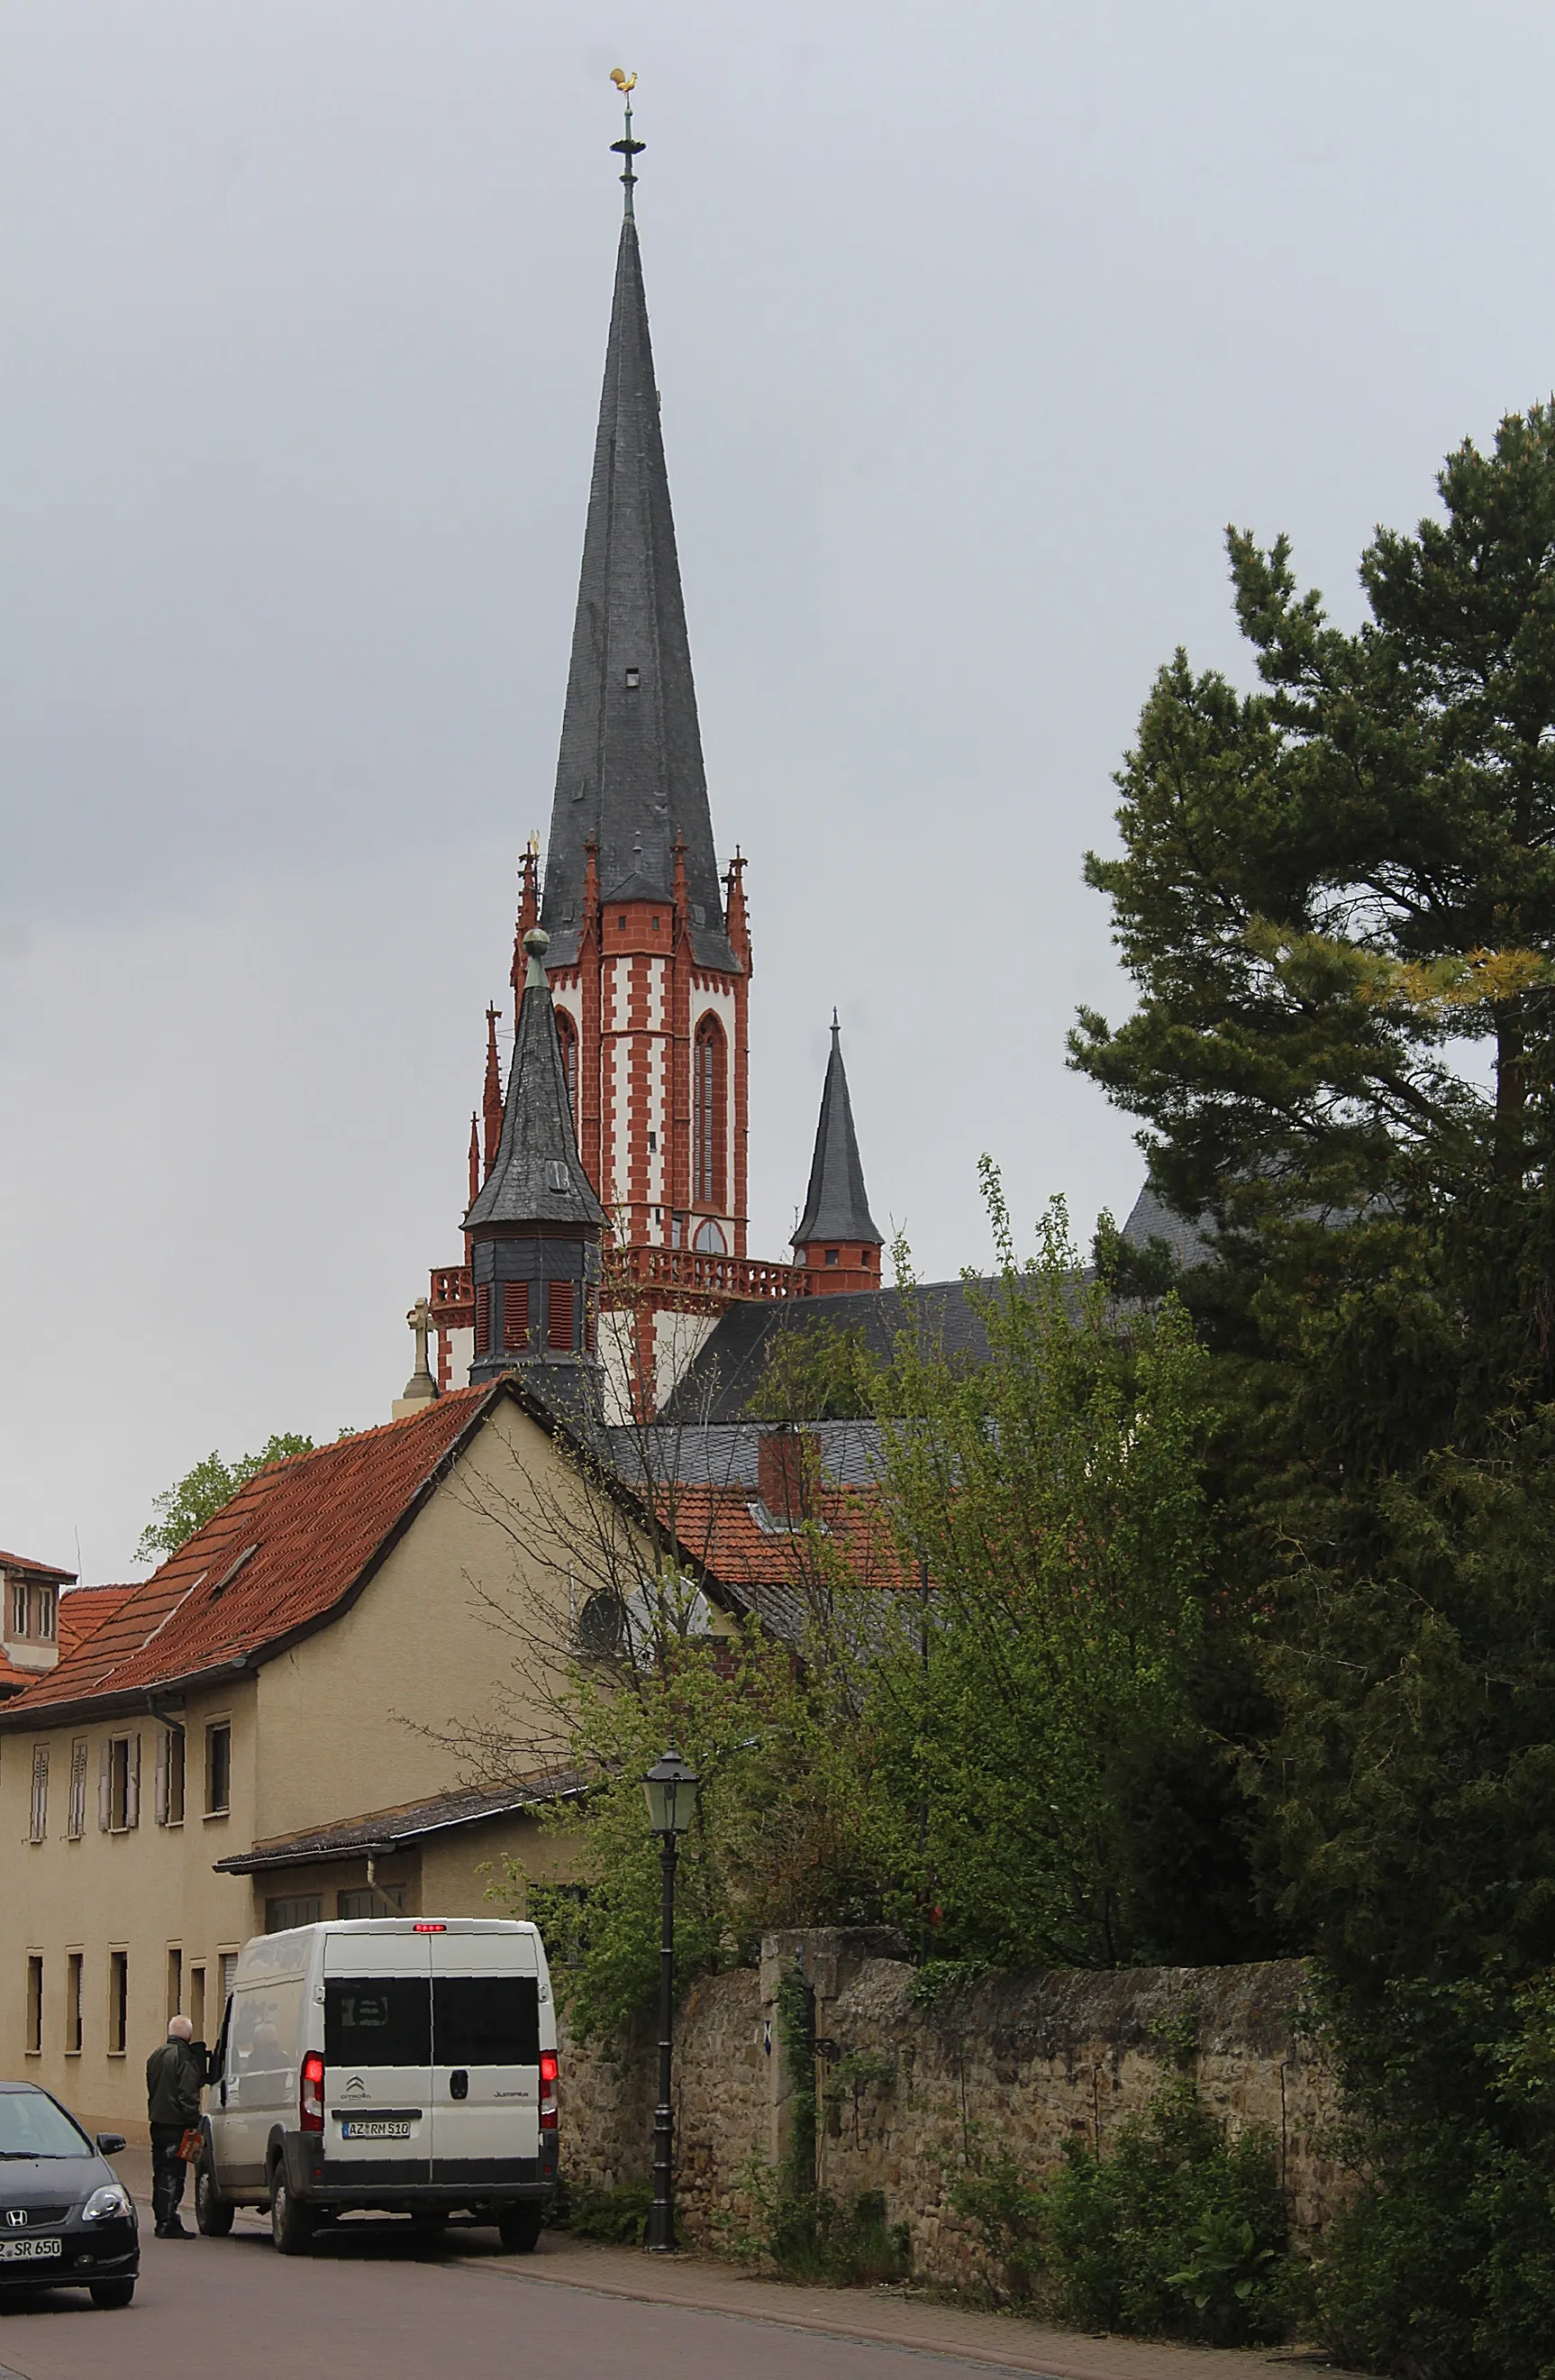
left=693, top=1014, right=727, bottom=1211
left=556, top=1008, right=579, bottom=1131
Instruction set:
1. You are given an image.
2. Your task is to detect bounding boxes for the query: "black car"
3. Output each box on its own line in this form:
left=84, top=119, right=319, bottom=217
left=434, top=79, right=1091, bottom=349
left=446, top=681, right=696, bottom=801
left=0, top=2080, right=139, bottom=2307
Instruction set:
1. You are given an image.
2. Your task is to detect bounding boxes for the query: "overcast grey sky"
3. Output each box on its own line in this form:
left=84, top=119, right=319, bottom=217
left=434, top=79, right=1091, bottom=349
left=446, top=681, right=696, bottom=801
left=4, top=1, right=1552, bottom=1581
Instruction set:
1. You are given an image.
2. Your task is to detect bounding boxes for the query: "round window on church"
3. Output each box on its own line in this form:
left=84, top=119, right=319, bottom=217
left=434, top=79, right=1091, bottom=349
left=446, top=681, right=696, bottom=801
left=693, top=1217, right=727, bottom=1256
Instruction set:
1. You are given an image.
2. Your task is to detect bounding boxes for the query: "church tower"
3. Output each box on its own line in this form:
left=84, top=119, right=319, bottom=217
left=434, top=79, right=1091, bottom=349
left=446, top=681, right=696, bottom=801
left=430, top=93, right=814, bottom=1418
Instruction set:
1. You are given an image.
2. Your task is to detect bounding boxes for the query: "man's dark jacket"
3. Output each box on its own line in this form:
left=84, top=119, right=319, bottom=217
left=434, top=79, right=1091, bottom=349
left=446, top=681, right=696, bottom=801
left=145, top=2039, right=205, bottom=2129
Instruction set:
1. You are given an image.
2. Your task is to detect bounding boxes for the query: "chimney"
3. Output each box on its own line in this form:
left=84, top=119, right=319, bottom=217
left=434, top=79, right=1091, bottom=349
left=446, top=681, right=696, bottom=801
left=757, top=1428, right=819, bottom=1525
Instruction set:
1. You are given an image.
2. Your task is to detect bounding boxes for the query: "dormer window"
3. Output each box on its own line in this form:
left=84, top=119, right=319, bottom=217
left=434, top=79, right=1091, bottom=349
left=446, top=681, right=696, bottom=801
left=624, top=667, right=641, bottom=689
left=9, top=1580, right=25, bottom=1636
left=35, top=1587, right=56, bottom=1641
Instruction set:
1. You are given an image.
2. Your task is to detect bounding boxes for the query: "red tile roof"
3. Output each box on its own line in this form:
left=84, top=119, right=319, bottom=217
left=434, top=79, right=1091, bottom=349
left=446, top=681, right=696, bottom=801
left=663, top=1483, right=911, bottom=1595
left=0, top=1388, right=496, bottom=1727
left=58, top=1587, right=135, bottom=1656
left=0, top=1549, right=77, bottom=1583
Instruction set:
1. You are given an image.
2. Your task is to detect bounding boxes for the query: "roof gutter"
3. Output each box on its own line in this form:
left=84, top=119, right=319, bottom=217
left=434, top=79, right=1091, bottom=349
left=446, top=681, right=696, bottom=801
left=0, top=1655, right=250, bottom=1737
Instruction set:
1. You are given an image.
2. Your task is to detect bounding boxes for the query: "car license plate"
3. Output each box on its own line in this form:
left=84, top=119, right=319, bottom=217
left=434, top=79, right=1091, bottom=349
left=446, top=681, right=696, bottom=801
left=340, top=2119, right=412, bottom=2140
left=0, top=2237, right=61, bottom=2262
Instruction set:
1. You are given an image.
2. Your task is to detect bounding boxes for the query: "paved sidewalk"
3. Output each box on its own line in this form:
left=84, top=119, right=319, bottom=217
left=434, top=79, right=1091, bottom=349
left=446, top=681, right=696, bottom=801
left=112, top=2148, right=1352, bottom=2380
left=464, top=2230, right=1350, bottom=2380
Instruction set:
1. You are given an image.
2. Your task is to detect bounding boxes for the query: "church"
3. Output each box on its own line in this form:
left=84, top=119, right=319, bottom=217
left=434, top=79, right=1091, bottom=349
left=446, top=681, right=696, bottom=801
left=3, top=103, right=1169, bottom=2138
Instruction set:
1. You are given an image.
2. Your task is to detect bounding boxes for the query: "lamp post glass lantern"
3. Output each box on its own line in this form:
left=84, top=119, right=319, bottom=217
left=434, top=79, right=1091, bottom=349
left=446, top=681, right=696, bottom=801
left=642, top=1748, right=698, bottom=2252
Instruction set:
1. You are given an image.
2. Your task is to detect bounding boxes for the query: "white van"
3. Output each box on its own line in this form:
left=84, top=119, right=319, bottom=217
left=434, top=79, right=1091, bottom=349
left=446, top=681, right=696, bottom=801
left=195, top=1918, right=559, bottom=2255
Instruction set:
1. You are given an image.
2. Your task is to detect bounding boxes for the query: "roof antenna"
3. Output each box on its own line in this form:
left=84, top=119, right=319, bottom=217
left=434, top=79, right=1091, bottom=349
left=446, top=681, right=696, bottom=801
left=609, top=69, right=643, bottom=217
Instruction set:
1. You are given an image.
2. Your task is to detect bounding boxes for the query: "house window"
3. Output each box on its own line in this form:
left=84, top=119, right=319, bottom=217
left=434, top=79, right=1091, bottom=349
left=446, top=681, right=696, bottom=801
left=502, top=1280, right=531, bottom=1352
left=266, top=1895, right=323, bottom=1933
left=475, top=1281, right=492, bottom=1353
left=337, top=1885, right=405, bottom=1920
left=205, top=1722, right=232, bottom=1817
left=34, top=1586, right=56, bottom=1639
left=190, top=1965, right=206, bottom=2042
left=160, top=1728, right=186, bottom=1827
left=556, top=1008, right=578, bottom=1126
left=547, top=1280, right=575, bottom=1351
left=167, top=1948, right=183, bottom=2021
left=68, top=1739, right=87, bottom=1840
left=29, top=1746, right=48, bottom=1843
left=10, top=1580, right=26, bottom=1636
left=103, top=1733, right=141, bottom=1833
left=624, top=667, right=640, bottom=689
left=219, top=1951, right=238, bottom=2014
left=693, top=1013, right=727, bottom=1208
left=66, top=1954, right=83, bottom=2055
left=25, top=1956, right=42, bottom=2056
left=108, top=1952, right=128, bottom=2056
left=693, top=1217, right=727, bottom=1254
left=825, top=1247, right=840, bottom=1266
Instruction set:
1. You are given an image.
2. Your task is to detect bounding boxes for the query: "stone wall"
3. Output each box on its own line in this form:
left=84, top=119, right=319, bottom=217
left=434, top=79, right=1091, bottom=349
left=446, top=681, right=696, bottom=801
left=559, top=1931, right=1341, bottom=2281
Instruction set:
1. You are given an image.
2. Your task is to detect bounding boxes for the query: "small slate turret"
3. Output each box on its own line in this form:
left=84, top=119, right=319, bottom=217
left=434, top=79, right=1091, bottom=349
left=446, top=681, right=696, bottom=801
left=792, top=1017, right=884, bottom=1294
left=465, top=928, right=606, bottom=1406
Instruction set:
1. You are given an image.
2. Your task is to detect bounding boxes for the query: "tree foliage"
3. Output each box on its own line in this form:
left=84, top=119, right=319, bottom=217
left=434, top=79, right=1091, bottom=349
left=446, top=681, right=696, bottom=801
left=870, top=1172, right=1219, bottom=1966
left=135, top=1433, right=315, bottom=1564
left=1074, top=406, right=1555, bottom=2375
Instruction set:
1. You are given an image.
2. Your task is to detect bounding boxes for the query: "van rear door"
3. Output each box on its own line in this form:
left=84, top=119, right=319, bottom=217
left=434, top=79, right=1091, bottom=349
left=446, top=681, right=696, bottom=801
left=321, top=1930, right=432, bottom=2185
left=428, top=1930, right=541, bottom=2184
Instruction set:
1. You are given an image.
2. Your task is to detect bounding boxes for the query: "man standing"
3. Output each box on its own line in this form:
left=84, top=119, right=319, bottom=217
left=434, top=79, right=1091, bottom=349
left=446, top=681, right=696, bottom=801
left=145, top=2014, right=205, bottom=2239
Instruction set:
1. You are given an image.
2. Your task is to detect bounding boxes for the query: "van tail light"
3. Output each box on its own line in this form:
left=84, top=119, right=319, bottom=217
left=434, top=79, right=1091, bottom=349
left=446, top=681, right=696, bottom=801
left=301, top=2051, right=325, bottom=2134
left=539, top=2051, right=559, bottom=2134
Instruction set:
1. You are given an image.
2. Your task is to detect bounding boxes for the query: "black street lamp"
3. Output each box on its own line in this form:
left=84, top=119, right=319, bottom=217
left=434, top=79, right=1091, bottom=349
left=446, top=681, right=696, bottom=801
left=641, top=1746, right=699, bottom=2253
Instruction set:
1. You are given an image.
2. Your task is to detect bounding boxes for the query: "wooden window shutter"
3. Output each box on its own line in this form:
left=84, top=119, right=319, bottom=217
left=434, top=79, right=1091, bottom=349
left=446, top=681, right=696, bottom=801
left=98, top=1739, right=112, bottom=1832
left=504, top=1281, right=530, bottom=1351
left=154, top=1729, right=169, bottom=1827
left=475, top=1282, right=490, bottom=1352
left=547, top=1280, right=574, bottom=1351
left=125, top=1733, right=141, bottom=1830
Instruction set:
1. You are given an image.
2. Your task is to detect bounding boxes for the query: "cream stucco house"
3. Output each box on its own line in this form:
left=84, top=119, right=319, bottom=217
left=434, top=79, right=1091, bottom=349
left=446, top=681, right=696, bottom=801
left=0, top=1380, right=675, bottom=2138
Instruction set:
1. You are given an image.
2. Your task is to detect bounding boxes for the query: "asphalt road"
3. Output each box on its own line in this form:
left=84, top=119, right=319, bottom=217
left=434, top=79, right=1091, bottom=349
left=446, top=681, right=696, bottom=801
left=0, top=2213, right=1052, bottom=2380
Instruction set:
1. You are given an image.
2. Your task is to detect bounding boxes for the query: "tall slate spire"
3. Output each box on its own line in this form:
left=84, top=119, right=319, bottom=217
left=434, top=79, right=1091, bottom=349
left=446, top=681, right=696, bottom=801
left=540, top=176, right=734, bottom=972
left=793, top=1019, right=884, bottom=1252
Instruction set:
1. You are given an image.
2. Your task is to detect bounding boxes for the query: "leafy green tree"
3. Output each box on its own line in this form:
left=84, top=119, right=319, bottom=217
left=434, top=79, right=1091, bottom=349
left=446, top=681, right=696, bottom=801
left=504, top=1582, right=888, bottom=2041
left=870, top=1171, right=1218, bottom=1967
left=135, top=1434, right=314, bottom=1564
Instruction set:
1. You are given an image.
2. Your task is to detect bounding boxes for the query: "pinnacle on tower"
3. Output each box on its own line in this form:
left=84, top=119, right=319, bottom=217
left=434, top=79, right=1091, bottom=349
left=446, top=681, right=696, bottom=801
left=464, top=929, right=606, bottom=1402
left=793, top=1017, right=884, bottom=1292
left=540, top=115, right=734, bottom=974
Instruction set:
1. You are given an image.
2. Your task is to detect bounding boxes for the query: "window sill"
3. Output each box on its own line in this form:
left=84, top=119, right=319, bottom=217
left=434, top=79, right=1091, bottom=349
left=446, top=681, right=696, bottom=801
left=23, top=2049, right=41, bottom=2060
left=105, top=2050, right=126, bottom=2061
left=204, top=1808, right=230, bottom=1822
left=64, top=2049, right=81, bottom=2059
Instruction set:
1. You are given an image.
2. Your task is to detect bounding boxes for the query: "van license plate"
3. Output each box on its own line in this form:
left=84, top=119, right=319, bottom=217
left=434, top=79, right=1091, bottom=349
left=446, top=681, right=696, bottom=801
left=340, top=2120, right=412, bottom=2140
left=0, top=2237, right=61, bottom=2261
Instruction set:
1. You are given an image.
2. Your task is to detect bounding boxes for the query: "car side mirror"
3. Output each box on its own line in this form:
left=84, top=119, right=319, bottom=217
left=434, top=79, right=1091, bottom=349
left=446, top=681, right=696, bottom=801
left=96, top=2133, right=127, bottom=2156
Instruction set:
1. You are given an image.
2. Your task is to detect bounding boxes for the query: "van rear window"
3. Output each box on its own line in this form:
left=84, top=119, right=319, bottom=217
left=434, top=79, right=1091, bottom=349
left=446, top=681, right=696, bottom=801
left=433, top=1975, right=540, bottom=2066
left=324, top=1978, right=431, bottom=2065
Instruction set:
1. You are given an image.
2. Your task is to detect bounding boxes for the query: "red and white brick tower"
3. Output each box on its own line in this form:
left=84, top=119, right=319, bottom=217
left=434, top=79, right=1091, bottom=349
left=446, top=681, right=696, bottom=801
left=431, top=102, right=810, bottom=1415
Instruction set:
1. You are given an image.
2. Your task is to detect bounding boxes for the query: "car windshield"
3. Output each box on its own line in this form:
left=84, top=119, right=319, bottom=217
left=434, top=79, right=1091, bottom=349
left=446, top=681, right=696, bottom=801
left=0, top=2093, right=91, bottom=2159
